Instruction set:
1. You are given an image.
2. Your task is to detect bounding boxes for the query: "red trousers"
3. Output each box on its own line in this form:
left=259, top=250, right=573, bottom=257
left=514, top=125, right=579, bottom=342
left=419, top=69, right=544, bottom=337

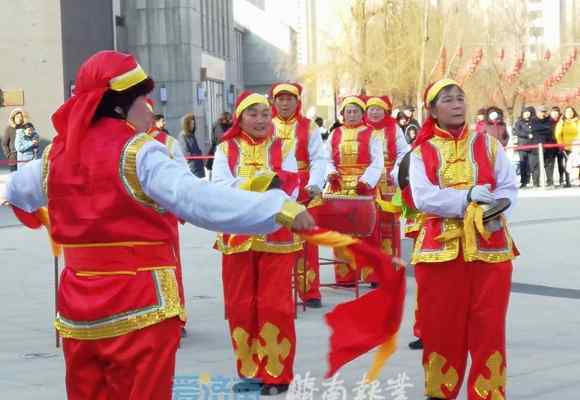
left=415, top=259, right=512, bottom=399
left=222, top=251, right=297, bottom=384
left=412, top=279, right=422, bottom=339
left=63, top=317, right=181, bottom=400
left=297, top=243, right=321, bottom=301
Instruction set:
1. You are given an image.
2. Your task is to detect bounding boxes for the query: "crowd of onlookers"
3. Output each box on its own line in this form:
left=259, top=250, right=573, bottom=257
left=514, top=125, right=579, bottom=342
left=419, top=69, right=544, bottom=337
left=3, top=103, right=580, bottom=188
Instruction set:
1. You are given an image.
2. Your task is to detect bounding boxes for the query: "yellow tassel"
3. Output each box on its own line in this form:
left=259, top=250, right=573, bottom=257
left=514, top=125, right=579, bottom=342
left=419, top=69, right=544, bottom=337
left=366, top=335, right=398, bottom=382
left=376, top=198, right=402, bottom=214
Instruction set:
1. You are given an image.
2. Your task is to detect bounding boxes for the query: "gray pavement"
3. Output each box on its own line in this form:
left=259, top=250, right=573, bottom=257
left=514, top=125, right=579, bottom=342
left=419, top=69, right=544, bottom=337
left=1, top=186, right=580, bottom=399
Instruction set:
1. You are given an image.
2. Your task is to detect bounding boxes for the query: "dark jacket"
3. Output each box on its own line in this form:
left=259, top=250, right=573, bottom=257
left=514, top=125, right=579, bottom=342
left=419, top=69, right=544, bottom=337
left=179, top=132, right=205, bottom=178
left=513, top=107, right=536, bottom=149
left=531, top=116, right=556, bottom=145
left=2, top=126, right=17, bottom=161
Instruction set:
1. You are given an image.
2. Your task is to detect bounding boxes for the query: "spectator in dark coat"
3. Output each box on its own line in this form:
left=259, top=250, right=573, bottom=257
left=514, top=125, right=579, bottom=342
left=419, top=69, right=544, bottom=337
left=529, top=106, right=557, bottom=187
left=178, top=113, right=206, bottom=178
left=513, top=106, right=535, bottom=188
left=2, top=109, right=26, bottom=171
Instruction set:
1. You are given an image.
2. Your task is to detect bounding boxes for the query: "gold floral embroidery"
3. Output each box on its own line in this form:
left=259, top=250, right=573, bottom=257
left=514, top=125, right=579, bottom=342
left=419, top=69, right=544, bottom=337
left=256, top=322, right=292, bottom=378
left=474, top=352, right=506, bottom=400
left=424, top=352, right=459, bottom=398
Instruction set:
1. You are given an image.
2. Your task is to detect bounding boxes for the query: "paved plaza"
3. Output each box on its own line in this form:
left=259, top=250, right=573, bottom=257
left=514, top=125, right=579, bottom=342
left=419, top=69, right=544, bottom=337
left=1, top=172, right=579, bottom=399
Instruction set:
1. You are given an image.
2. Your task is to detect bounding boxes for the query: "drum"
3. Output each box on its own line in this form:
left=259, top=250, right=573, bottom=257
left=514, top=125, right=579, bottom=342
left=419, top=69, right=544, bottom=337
left=310, top=194, right=377, bottom=237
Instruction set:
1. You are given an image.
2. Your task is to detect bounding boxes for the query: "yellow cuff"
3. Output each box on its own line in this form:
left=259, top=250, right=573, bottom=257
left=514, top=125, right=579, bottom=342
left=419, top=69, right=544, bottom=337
left=275, top=200, right=306, bottom=228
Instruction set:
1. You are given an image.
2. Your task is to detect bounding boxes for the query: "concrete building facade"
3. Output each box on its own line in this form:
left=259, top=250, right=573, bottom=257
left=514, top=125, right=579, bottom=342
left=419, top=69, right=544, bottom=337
left=0, top=0, right=113, bottom=150
left=0, top=0, right=297, bottom=161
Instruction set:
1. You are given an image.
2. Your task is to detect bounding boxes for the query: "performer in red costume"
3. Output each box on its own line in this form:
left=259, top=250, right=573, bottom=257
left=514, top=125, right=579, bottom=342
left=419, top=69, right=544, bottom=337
left=270, top=82, right=327, bottom=308
left=212, top=92, right=302, bottom=396
left=4, top=51, right=314, bottom=400
left=409, top=78, right=518, bottom=400
left=325, top=96, right=384, bottom=286
left=364, top=96, right=410, bottom=264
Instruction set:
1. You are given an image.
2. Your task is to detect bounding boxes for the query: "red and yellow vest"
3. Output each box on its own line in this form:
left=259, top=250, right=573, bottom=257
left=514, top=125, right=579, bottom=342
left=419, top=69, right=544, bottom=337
left=43, top=117, right=185, bottom=340
left=214, top=133, right=302, bottom=254
left=327, top=125, right=375, bottom=195
left=411, top=127, right=516, bottom=264
left=272, top=115, right=314, bottom=202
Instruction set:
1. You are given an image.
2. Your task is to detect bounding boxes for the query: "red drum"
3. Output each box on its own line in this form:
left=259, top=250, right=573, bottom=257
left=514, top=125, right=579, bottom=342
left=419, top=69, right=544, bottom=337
left=311, top=194, right=377, bottom=237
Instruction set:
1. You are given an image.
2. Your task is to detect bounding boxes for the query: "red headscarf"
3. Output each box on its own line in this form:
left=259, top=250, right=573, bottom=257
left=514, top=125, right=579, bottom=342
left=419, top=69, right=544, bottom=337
left=364, top=95, right=397, bottom=131
left=220, top=91, right=272, bottom=142
left=51, top=51, right=153, bottom=163
left=270, top=82, right=310, bottom=125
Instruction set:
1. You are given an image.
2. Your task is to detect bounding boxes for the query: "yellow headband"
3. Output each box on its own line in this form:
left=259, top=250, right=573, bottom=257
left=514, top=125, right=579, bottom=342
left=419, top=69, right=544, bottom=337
left=425, top=78, right=461, bottom=107
left=273, top=83, right=300, bottom=98
left=366, top=97, right=390, bottom=111
left=236, top=93, right=269, bottom=118
left=109, top=64, right=148, bottom=92
left=341, top=96, right=366, bottom=112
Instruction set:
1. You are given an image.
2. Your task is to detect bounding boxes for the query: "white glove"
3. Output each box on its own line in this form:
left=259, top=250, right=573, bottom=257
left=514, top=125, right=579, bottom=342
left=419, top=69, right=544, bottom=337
left=468, top=184, right=494, bottom=204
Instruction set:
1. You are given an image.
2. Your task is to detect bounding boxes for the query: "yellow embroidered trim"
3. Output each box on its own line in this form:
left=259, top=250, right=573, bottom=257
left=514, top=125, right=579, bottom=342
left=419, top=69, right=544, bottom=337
left=41, top=144, right=52, bottom=197
left=236, top=93, right=269, bottom=118
left=340, top=96, right=366, bottom=112
left=119, top=133, right=163, bottom=211
left=109, top=64, right=148, bottom=92
left=426, top=78, right=460, bottom=106
left=75, top=265, right=177, bottom=277
left=54, top=269, right=185, bottom=340
left=366, top=97, right=390, bottom=111
left=276, top=200, right=305, bottom=228
left=215, top=234, right=302, bottom=255
left=273, top=117, right=297, bottom=160
left=235, top=138, right=272, bottom=178
left=273, top=83, right=299, bottom=97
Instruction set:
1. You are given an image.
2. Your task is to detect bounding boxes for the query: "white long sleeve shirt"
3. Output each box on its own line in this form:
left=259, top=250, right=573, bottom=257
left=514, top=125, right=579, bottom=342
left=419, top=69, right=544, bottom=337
left=409, top=141, right=517, bottom=219
left=6, top=139, right=292, bottom=235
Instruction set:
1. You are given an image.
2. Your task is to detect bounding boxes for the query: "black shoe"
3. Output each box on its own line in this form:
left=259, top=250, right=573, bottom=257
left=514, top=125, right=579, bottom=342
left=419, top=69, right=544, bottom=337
left=305, top=299, right=322, bottom=308
left=519, top=183, right=528, bottom=189
left=233, top=379, right=262, bottom=393
left=261, top=384, right=289, bottom=396
left=370, top=282, right=379, bottom=289
left=181, top=328, right=188, bottom=338
left=408, top=338, right=423, bottom=350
